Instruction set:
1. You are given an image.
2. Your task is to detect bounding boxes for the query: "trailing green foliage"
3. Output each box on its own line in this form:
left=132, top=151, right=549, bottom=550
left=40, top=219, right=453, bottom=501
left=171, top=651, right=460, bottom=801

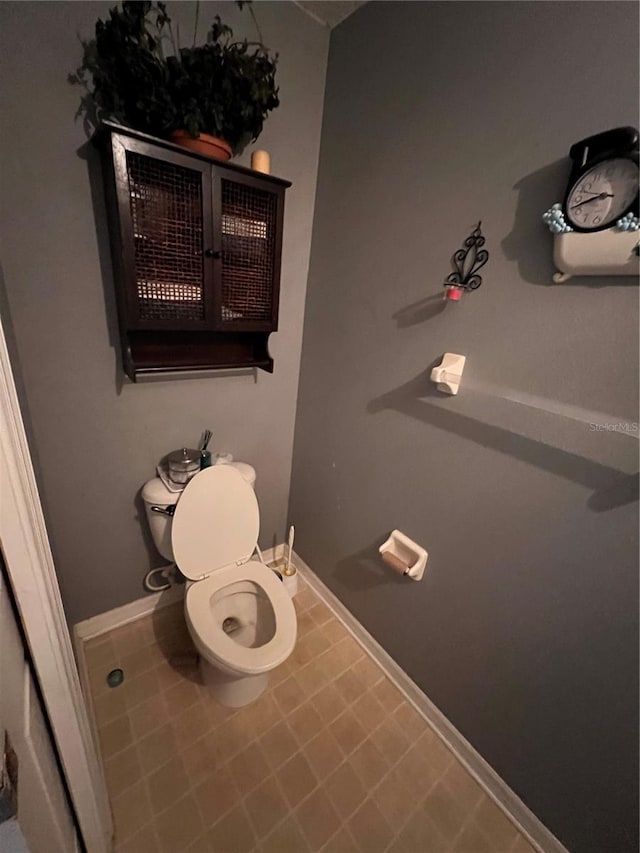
left=70, top=2, right=175, bottom=139
left=70, top=1, right=279, bottom=152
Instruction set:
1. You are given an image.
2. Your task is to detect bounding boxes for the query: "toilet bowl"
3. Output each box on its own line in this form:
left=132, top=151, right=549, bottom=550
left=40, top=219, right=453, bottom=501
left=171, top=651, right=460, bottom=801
left=143, top=465, right=297, bottom=707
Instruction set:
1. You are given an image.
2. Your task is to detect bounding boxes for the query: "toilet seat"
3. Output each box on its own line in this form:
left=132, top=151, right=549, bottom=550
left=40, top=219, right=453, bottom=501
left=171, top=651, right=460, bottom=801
left=173, top=466, right=296, bottom=678
left=185, top=561, right=297, bottom=675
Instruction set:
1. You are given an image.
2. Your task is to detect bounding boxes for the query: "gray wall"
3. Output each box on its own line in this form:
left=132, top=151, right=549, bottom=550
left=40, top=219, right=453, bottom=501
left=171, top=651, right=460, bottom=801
left=0, top=2, right=329, bottom=625
left=290, top=3, right=639, bottom=851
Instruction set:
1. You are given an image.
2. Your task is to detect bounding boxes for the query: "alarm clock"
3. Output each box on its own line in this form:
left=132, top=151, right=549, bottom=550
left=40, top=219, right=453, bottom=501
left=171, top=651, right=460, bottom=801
left=562, top=127, right=639, bottom=233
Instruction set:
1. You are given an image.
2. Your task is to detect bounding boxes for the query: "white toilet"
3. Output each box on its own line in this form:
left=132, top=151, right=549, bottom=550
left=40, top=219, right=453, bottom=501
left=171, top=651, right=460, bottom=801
left=142, top=465, right=297, bottom=707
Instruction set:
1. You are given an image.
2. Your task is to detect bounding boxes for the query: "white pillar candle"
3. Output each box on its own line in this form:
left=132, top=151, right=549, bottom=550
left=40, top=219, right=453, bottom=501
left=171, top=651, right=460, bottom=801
left=251, top=150, right=271, bottom=174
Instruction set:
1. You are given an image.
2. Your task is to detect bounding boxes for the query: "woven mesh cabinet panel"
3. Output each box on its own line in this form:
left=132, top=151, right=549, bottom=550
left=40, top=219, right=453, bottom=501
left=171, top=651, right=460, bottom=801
left=221, top=179, right=276, bottom=322
left=127, top=152, right=205, bottom=322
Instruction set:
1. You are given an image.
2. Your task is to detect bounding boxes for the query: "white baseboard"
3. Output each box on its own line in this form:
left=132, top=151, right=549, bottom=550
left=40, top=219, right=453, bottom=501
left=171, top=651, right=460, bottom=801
left=72, top=544, right=566, bottom=853
left=74, top=582, right=184, bottom=642
left=292, top=549, right=568, bottom=853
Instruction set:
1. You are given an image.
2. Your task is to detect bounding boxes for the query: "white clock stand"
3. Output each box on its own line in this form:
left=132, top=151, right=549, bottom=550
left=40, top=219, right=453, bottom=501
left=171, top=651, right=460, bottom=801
left=552, top=228, right=639, bottom=282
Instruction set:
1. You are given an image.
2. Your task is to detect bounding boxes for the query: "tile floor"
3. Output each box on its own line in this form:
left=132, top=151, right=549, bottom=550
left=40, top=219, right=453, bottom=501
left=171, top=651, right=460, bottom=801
left=84, top=576, right=536, bottom=853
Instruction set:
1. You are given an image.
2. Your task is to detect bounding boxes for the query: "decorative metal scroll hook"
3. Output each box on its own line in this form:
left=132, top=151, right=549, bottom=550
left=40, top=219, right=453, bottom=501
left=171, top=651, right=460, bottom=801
left=443, top=221, right=489, bottom=301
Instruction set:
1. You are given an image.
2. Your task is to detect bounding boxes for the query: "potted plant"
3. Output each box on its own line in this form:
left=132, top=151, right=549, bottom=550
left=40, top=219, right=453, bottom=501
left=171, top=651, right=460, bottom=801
left=71, top=0, right=279, bottom=160
left=166, top=13, right=279, bottom=159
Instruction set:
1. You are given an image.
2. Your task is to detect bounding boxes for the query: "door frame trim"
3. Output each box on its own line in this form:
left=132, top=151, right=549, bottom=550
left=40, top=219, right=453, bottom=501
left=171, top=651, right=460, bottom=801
left=0, top=314, right=112, bottom=853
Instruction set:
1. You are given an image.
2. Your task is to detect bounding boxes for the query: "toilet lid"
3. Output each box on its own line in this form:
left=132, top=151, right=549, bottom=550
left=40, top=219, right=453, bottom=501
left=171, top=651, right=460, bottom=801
left=172, top=466, right=259, bottom=581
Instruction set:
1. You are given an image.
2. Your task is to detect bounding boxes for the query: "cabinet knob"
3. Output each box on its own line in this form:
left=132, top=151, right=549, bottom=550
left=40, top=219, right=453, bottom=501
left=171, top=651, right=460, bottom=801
left=204, top=249, right=221, bottom=259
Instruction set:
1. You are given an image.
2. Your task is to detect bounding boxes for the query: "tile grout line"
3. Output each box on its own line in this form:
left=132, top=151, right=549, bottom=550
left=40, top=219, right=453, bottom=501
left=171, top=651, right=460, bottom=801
left=96, top=605, right=368, bottom=768
left=227, top=692, right=443, bottom=850
left=103, top=588, right=388, bottom=847
left=267, top=582, right=523, bottom=852
left=90, top=576, right=533, bottom=853
left=104, top=607, right=412, bottom=847
left=104, top=597, right=365, bottom=844
left=294, top=563, right=556, bottom=853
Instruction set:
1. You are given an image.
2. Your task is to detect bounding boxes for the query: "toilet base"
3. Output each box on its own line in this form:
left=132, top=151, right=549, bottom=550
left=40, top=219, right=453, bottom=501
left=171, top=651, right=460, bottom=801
left=199, top=657, right=269, bottom=708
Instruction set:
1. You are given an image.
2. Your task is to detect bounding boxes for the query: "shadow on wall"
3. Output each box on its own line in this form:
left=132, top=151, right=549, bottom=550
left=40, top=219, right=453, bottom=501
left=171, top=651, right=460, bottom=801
left=0, top=265, right=38, bottom=458
left=76, top=139, right=125, bottom=394
left=336, top=537, right=408, bottom=591
left=393, top=292, right=446, bottom=328
left=502, top=159, right=566, bottom=287
left=368, top=367, right=639, bottom=513
left=0, top=265, right=69, bottom=602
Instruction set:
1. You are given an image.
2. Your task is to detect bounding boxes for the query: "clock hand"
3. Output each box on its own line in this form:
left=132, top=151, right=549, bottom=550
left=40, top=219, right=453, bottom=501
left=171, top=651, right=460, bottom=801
left=571, top=192, right=614, bottom=209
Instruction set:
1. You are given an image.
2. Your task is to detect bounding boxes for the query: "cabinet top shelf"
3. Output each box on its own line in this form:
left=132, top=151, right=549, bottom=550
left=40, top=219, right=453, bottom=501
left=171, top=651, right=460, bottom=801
left=95, top=121, right=292, bottom=189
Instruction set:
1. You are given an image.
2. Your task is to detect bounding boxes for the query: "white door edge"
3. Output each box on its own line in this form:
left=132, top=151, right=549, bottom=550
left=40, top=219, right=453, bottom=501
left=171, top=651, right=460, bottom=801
left=0, top=314, right=112, bottom=853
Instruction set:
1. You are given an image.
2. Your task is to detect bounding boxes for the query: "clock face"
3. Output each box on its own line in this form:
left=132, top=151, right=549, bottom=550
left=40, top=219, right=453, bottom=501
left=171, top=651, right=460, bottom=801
left=565, top=157, right=639, bottom=231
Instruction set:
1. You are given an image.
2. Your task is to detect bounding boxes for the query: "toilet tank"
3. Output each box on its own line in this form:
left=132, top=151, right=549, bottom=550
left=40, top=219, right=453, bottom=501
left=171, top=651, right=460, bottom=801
left=141, top=463, right=257, bottom=564
left=227, top=462, right=256, bottom=488
left=141, top=478, right=178, bottom=562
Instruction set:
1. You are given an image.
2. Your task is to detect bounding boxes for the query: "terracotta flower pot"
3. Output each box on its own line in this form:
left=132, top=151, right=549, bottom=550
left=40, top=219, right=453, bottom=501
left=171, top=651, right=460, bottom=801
left=170, top=130, right=232, bottom=161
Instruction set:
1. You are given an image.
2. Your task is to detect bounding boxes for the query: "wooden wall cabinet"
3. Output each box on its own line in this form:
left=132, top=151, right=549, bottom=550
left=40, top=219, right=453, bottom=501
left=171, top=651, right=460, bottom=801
left=97, top=122, right=291, bottom=380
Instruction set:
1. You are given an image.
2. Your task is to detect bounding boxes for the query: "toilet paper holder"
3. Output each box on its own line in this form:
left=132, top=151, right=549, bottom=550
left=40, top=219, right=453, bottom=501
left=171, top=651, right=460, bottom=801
left=379, top=530, right=428, bottom=581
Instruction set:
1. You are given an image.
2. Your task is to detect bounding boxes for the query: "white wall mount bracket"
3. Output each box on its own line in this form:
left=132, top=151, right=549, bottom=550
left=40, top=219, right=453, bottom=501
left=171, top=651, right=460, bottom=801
left=430, top=353, right=466, bottom=395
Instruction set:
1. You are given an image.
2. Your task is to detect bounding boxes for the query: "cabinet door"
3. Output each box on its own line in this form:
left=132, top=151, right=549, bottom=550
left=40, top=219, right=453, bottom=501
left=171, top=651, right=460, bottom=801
left=212, top=169, right=285, bottom=332
left=110, top=135, right=215, bottom=330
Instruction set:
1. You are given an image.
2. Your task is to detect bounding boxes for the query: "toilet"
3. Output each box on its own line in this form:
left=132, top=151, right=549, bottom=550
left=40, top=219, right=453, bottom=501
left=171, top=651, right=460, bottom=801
left=142, top=464, right=297, bottom=707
